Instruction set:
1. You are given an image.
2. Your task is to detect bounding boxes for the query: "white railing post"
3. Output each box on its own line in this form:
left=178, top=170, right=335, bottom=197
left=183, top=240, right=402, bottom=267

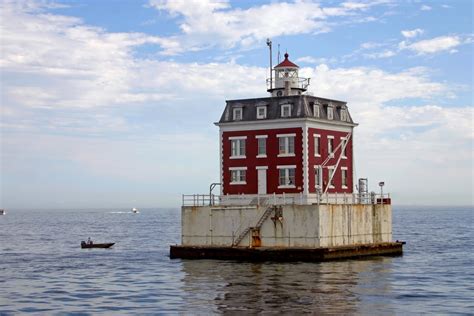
left=283, top=192, right=286, bottom=205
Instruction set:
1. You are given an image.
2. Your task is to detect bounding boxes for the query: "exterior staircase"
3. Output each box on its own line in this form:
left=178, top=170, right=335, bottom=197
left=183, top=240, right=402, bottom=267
left=232, top=205, right=279, bottom=247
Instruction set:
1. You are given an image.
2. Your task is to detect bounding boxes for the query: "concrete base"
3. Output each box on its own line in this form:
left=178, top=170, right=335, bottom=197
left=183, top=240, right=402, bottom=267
left=170, top=241, right=404, bottom=262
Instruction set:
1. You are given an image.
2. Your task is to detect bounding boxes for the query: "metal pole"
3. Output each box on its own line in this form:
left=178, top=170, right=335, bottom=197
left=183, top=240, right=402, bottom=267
left=267, top=38, right=272, bottom=89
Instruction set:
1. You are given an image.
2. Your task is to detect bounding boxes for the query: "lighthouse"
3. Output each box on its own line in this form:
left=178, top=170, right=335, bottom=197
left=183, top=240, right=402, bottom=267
left=218, top=52, right=355, bottom=204
left=171, top=50, right=404, bottom=261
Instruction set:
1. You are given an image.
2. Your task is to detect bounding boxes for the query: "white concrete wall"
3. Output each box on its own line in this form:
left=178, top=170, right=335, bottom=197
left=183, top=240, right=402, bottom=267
left=181, top=204, right=392, bottom=248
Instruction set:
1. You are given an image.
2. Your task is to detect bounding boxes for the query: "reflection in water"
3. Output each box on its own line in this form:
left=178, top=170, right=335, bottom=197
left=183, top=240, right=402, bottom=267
left=180, top=257, right=395, bottom=314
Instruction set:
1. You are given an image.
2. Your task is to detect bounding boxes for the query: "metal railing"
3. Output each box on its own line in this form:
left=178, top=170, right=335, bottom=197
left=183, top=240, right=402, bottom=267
left=182, top=192, right=391, bottom=207
left=266, top=77, right=310, bottom=90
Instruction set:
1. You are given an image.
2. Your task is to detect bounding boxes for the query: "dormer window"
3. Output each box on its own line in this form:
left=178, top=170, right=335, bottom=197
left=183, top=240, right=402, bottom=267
left=313, top=103, right=320, bottom=118
left=281, top=104, right=291, bottom=118
left=257, top=106, right=267, bottom=119
left=233, top=107, right=242, bottom=121
left=341, top=108, right=347, bottom=122
left=327, top=105, right=334, bottom=120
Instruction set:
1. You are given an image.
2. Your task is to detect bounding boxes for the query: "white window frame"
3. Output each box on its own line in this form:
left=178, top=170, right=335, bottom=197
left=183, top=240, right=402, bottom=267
left=229, top=136, right=246, bottom=159
left=256, top=135, right=267, bottom=158
left=313, top=103, right=320, bottom=118
left=340, top=137, right=347, bottom=159
left=256, top=106, right=267, bottom=119
left=277, top=165, right=296, bottom=188
left=327, top=105, right=334, bottom=120
left=340, top=109, right=347, bottom=122
left=314, top=134, right=321, bottom=157
left=281, top=104, right=292, bottom=118
left=229, top=167, right=247, bottom=185
left=327, top=136, right=334, bottom=157
left=328, top=166, right=335, bottom=189
left=314, top=165, right=322, bottom=190
left=233, top=107, right=243, bottom=121
left=341, top=167, right=348, bottom=189
left=277, top=133, right=296, bottom=157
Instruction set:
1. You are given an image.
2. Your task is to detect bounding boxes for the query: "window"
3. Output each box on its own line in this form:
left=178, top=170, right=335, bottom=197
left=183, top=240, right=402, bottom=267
left=341, top=137, right=347, bottom=159
left=328, top=137, right=334, bottom=157
left=314, top=134, right=321, bottom=157
left=230, top=167, right=247, bottom=185
left=328, top=167, right=335, bottom=188
left=278, top=134, right=295, bottom=156
left=315, top=166, right=322, bottom=189
left=278, top=166, right=296, bottom=188
left=281, top=104, right=291, bottom=118
left=230, top=137, right=246, bottom=158
left=233, top=107, right=242, bottom=121
left=340, top=109, right=347, bottom=122
left=313, top=103, right=320, bottom=118
left=327, top=105, right=333, bottom=120
left=257, top=136, right=267, bottom=157
left=257, top=106, right=267, bottom=119
left=341, top=167, right=348, bottom=188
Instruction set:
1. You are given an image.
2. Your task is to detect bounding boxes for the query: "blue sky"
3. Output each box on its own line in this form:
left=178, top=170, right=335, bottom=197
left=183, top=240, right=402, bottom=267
left=1, top=0, right=472, bottom=209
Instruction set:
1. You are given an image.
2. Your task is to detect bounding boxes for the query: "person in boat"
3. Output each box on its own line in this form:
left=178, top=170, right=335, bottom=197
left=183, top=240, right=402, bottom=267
left=87, top=237, right=93, bottom=245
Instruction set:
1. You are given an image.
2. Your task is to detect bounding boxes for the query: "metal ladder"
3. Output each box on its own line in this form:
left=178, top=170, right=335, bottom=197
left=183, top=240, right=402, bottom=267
left=232, top=205, right=278, bottom=247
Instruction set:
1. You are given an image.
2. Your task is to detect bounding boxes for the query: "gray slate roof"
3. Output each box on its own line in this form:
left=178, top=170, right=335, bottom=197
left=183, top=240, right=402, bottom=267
left=218, top=95, right=356, bottom=124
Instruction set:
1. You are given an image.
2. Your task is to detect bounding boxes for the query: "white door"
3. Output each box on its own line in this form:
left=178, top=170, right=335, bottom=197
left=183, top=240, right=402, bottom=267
left=257, top=169, right=267, bottom=195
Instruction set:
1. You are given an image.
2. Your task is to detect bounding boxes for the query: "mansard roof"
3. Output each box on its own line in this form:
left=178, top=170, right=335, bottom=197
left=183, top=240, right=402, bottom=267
left=217, top=95, right=357, bottom=125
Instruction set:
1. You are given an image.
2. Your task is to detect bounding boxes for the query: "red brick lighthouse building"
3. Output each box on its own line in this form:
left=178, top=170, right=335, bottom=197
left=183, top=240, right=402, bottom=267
left=216, top=53, right=356, bottom=204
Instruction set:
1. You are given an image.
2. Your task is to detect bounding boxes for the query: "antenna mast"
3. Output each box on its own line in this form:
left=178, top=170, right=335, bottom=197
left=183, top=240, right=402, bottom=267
left=266, top=38, right=272, bottom=90
left=278, top=43, right=280, bottom=63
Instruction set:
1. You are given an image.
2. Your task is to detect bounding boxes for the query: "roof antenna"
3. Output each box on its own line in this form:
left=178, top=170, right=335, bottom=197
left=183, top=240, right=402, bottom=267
left=277, top=43, right=281, bottom=63
left=266, top=38, right=272, bottom=90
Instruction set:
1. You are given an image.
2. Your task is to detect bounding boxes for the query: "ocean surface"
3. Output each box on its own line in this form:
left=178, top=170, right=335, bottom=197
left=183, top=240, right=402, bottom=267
left=0, top=206, right=472, bottom=314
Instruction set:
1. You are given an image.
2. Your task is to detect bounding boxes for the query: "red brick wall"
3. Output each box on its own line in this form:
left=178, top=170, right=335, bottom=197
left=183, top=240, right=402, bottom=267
left=222, top=128, right=302, bottom=195
left=222, top=127, right=353, bottom=195
left=308, top=128, right=353, bottom=193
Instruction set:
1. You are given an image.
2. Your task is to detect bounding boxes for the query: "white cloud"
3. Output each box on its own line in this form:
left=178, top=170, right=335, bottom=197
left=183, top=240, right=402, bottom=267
left=147, top=0, right=388, bottom=54
left=399, top=35, right=462, bottom=55
left=295, top=56, right=330, bottom=64
left=364, top=50, right=396, bottom=59
left=401, top=28, right=424, bottom=38
left=1, top=1, right=472, bottom=207
left=306, top=64, right=448, bottom=106
left=420, top=5, right=432, bottom=11
left=302, top=64, right=472, bottom=205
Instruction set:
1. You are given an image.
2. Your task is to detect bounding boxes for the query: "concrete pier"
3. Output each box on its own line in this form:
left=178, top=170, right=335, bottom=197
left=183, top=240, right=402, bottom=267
left=170, top=203, right=403, bottom=261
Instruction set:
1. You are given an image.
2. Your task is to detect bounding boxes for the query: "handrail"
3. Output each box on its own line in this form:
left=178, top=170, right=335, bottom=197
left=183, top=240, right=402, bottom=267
left=182, top=192, right=391, bottom=207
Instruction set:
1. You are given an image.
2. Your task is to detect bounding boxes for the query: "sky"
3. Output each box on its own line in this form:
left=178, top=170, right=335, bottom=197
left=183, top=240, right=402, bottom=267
left=0, top=0, right=472, bottom=209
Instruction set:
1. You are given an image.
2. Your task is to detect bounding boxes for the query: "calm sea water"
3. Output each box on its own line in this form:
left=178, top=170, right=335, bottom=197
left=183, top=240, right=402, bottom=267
left=0, top=206, right=473, bottom=314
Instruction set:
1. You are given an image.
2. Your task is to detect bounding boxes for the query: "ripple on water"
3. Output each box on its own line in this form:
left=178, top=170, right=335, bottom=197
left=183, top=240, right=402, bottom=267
left=0, top=207, right=473, bottom=314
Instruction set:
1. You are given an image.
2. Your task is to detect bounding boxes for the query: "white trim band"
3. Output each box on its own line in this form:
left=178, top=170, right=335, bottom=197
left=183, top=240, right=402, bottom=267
left=229, top=166, right=247, bottom=171
left=277, top=133, right=296, bottom=138
left=277, top=165, right=297, bottom=169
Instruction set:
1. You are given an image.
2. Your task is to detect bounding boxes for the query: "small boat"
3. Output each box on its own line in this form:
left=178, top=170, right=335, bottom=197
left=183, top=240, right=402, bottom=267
left=0, top=209, right=5, bottom=215
left=131, top=207, right=139, bottom=214
left=81, top=241, right=115, bottom=249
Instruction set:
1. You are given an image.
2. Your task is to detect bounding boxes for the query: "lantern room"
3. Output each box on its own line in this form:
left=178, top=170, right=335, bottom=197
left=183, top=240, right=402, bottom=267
left=267, top=53, right=310, bottom=97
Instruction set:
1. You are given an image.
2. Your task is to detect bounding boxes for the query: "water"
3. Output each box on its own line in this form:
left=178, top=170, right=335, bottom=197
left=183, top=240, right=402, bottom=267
left=0, top=206, right=472, bottom=314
